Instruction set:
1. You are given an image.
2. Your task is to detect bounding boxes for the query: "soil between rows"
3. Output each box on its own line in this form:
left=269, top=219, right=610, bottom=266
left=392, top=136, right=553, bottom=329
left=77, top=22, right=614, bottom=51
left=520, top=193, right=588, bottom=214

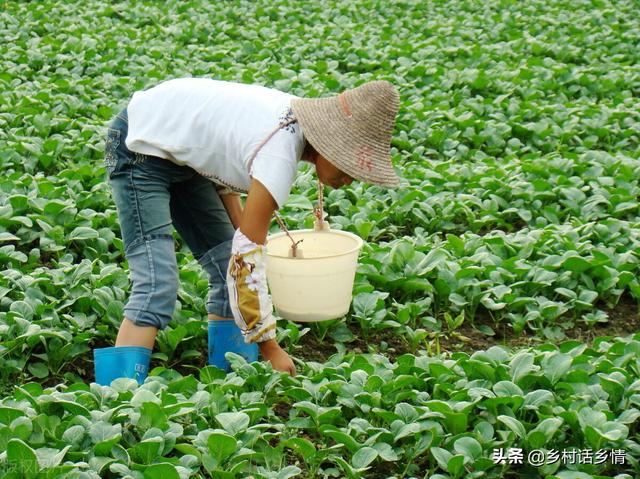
left=293, top=295, right=640, bottom=364
left=22, top=295, right=640, bottom=394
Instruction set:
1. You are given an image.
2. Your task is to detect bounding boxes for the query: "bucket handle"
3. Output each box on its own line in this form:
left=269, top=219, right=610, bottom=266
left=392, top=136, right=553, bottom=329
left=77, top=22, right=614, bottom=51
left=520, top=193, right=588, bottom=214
left=274, top=178, right=328, bottom=258
left=313, top=177, right=329, bottom=232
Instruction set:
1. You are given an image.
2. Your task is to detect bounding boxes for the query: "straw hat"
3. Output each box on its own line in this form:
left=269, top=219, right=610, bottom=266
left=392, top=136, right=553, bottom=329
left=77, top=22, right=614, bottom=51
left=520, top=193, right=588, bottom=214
left=290, top=80, right=400, bottom=187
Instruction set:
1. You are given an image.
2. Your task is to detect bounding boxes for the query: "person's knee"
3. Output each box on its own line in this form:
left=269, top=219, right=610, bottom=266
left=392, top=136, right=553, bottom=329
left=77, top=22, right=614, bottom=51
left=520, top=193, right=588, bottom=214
left=124, top=234, right=178, bottom=331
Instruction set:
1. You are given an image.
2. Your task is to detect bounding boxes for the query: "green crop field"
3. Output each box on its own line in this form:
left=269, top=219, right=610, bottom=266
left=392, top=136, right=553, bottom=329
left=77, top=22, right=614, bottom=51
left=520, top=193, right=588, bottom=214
left=1, top=0, right=639, bottom=477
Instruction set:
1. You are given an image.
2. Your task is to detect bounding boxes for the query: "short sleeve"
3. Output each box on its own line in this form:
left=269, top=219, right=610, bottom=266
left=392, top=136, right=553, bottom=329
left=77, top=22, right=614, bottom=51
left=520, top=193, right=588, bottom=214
left=249, top=123, right=304, bottom=208
left=250, top=154, right=297, bottom=208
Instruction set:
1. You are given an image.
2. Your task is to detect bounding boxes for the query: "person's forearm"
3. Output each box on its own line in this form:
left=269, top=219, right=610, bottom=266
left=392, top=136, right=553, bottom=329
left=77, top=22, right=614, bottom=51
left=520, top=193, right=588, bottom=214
left=220, top=193, right=243, bottom=229
left=238, top=180, right=277, bottom=244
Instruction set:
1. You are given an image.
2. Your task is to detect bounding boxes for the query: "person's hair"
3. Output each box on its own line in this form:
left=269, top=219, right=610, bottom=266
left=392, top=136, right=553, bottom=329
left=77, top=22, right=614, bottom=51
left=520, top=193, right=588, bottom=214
left=302, top=140, right=317, bottom=162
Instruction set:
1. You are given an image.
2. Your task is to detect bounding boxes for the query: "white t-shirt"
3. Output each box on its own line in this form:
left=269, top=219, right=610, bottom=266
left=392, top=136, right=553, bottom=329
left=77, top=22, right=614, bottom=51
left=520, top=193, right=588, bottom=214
left=125, top=78, right=305, bottom=208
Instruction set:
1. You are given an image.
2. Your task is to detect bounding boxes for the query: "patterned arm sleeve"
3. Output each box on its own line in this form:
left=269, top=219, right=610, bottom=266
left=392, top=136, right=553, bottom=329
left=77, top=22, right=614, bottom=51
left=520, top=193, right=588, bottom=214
left=226, top=229, right=277, bottom=343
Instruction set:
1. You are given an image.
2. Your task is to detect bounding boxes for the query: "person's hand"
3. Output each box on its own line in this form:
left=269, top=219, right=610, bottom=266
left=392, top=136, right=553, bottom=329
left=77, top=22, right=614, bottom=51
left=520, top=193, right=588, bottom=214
left=258, top=339, right=296, bottom=376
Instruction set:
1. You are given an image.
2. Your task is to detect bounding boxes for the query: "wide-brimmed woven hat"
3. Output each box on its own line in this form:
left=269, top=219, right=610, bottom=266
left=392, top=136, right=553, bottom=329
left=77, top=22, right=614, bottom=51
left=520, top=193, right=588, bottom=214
left=290, top=80, right=400, bottom=187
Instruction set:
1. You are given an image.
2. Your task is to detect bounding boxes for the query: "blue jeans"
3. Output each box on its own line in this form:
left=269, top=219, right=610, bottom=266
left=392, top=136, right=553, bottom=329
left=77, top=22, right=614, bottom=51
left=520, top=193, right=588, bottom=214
left=104, top=108, right=236, bottom=330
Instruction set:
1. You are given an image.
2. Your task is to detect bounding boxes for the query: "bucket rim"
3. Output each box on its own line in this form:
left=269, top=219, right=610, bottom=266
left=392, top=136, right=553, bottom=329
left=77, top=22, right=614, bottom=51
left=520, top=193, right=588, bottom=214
left=266, top=228, right=364, bottom=260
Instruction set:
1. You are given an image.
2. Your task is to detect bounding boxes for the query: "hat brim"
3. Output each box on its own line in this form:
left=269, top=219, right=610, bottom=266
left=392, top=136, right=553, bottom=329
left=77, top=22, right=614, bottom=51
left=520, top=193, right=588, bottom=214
left=290, top=83, right=400, bottom=188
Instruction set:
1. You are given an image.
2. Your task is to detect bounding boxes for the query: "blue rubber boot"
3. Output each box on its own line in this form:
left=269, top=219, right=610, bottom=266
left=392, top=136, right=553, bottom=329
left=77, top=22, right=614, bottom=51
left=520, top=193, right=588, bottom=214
left=208, top=320, right=259, bottom=371
left=93, top=346, right=152, bottom=386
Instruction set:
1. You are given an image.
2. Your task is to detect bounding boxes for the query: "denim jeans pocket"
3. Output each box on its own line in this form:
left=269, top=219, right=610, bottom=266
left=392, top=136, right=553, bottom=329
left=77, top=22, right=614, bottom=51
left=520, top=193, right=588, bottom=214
left=104, top=128, right=121, bottom=176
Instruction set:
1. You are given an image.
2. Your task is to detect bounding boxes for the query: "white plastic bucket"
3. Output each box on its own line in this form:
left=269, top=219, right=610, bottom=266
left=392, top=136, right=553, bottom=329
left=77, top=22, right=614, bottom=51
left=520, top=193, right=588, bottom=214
left=265, top=229, right=364, bottom=322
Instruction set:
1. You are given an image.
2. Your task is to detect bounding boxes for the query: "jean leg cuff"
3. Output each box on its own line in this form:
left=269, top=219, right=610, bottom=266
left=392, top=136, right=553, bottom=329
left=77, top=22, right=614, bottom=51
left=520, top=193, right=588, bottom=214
left=206, top=299, right=233, bottom=319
